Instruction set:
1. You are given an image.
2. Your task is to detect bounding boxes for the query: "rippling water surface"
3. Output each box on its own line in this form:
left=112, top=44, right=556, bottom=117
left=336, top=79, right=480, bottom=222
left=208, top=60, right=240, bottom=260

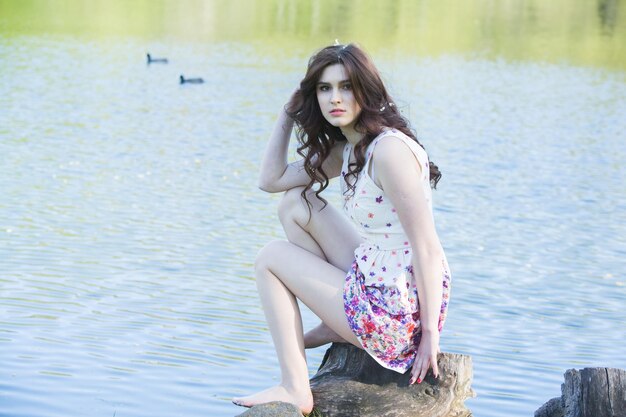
left=1, top=14, right=626, bottom=417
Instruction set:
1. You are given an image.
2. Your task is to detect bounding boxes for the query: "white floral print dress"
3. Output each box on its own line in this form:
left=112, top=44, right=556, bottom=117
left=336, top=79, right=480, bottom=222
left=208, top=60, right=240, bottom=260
left=341, top=129, right=451, bottom=373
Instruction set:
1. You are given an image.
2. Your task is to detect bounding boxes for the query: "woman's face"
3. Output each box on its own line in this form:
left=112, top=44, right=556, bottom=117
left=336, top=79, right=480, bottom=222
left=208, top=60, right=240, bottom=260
left=316, top=64, right=362, bottom=131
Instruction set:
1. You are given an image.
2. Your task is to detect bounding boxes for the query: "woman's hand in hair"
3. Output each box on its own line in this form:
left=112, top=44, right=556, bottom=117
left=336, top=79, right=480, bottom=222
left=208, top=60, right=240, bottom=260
left=258, top=88, right=343, bottom=193
left=285, top=88, right=301, bottom=113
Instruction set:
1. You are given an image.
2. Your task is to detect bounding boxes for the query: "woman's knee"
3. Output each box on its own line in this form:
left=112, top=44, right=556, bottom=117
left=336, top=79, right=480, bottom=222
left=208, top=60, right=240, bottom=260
left=254, top=240, right=287, bottom=275
left=277, top=186, right=321, bottom=226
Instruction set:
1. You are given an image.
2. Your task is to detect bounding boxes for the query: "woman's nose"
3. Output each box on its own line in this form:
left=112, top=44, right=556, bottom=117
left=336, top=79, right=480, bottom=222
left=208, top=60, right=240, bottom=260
left=330, top=88, right=342, bottom=104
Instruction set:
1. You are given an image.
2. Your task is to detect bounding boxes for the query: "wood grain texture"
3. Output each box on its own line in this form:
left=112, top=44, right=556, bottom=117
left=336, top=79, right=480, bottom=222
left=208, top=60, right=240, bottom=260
left=309, top=343, right=474, bottom=417
left=535, top=367, right=626, bottom=417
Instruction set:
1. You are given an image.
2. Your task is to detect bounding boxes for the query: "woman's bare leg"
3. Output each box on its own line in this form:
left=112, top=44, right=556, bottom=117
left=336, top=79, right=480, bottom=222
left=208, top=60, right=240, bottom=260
left=232, top=240, right=363, bottom=412
left=277, top=187, right=361, bottom=348
left=232, top=188, right=362, bottom=412
left=277, top=187, right=361, bottom=269
left=304, top=322, right=347, bottom=348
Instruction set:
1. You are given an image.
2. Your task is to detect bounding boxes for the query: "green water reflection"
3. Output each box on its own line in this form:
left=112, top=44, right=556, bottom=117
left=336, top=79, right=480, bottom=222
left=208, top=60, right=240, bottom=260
left=0, top=0, right=624, bottom=70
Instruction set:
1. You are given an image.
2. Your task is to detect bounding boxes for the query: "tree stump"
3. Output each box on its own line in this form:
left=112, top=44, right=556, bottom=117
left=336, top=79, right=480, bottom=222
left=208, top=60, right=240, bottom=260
left=535, top=367, right=626, bottom=417
left=309, top=343, right=474, bottom=417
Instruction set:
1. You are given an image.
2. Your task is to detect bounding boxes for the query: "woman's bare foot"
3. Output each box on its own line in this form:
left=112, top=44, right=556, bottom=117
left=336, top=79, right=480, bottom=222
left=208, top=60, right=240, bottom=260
left=232, top=384, right=314, bottom=414
left=304, top=322, right=347, bottom=349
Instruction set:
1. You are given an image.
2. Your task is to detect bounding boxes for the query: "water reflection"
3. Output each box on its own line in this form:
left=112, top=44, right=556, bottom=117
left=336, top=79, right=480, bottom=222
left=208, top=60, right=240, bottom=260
left=598, top=0, right=620, bottom=35
left=0, top=2, right=625, bottom=417
left=0, top=0, right=624, bottom=69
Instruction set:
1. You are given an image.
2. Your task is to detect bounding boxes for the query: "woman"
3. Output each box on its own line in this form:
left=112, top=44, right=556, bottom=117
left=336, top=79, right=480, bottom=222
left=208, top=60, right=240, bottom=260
left=233, top=43, right=451, bottom=414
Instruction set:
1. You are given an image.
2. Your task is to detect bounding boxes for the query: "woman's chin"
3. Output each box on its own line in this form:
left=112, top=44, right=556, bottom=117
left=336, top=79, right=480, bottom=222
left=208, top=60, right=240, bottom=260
left=333, top=121, right=355, bottom=130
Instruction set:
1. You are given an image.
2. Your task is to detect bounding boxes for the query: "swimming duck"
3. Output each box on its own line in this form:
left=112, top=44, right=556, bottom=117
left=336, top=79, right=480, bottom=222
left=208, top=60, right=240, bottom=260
left=147, top=53, right=168, bottom=64
left=179, top=75, right=204, bottom=84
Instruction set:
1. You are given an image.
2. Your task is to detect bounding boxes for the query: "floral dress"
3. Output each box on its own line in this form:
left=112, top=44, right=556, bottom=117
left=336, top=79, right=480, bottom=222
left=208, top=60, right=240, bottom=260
left=341, top=130, right=452, bottom=373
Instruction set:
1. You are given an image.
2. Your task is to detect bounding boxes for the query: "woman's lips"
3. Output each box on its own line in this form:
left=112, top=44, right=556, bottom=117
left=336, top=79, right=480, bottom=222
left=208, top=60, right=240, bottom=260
left=330, top=109, right=345, bottom=116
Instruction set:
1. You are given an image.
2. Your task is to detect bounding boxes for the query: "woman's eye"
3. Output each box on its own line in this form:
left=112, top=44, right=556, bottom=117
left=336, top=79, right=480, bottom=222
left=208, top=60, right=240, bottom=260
left=342, top=84, right=352, bottom=90
left=319, top=85, right=329, bottom=92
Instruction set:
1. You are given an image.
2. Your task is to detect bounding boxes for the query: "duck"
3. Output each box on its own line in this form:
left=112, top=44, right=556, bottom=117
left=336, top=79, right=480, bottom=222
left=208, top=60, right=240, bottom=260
left=179, top=75, right=204, bottom=84
left=147, top=53, right=168, bottom=64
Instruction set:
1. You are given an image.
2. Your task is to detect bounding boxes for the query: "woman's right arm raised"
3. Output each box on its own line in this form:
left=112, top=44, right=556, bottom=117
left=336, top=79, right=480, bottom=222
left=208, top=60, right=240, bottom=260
left=258, top=107, right=342, bottom=193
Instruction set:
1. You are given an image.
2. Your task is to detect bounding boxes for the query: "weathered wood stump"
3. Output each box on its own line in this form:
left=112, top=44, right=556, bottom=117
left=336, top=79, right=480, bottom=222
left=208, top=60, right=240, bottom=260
left=535, top=367, right=626, bottom=417
left=309, top=343, right=474, bottom=417
left=237, top=343, right=474, bottom=417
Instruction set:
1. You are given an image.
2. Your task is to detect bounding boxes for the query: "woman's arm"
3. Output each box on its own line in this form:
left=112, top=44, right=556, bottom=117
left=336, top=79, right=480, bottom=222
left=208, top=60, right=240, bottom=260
left=258, top=107, right=343, bottom=193
left=371, top=136, right=444, bottom=383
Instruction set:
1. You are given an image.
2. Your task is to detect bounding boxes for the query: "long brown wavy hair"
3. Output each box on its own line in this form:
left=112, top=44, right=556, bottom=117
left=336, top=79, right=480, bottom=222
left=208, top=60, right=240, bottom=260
left=285, top=43, right=441, bottom=208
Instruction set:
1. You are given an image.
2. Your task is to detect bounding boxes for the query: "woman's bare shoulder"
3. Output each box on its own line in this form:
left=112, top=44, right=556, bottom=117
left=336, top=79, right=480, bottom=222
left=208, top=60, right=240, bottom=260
left=372, top=134, right=425, bottom=179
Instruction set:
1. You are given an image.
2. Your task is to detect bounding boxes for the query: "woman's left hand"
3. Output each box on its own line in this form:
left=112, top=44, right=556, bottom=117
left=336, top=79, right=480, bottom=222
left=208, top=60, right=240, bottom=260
left=409, top=329, right=440, bottom=384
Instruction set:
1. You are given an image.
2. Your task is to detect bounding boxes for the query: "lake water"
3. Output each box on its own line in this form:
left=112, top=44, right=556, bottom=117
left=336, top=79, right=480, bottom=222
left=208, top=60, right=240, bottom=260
left=1, top=1, right=625, bottom=416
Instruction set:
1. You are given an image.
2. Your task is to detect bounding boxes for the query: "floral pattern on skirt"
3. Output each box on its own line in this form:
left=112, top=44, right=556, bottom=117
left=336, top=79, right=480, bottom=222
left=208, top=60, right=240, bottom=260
left=343, top=260, right=451, bottom=373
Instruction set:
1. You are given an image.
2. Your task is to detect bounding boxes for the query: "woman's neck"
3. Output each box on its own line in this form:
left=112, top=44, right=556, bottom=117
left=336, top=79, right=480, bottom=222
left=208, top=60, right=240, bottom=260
left=341, top=127, right=365, bottom=145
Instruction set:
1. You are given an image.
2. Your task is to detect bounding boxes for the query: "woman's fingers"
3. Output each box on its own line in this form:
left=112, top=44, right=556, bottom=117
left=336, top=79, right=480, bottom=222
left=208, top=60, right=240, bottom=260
left=409, top=362, right=418, bottom=384
left=431, top=352, right=440, bottom=378
left=417, top=357, right=429, bottom=383
left=410, top=353, right=440, bottom=384
left=410, top=333, right=441, bottom=384
left=411, top=355, right=428, bottom=384
left=409, top=357, right=422, bottom=384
